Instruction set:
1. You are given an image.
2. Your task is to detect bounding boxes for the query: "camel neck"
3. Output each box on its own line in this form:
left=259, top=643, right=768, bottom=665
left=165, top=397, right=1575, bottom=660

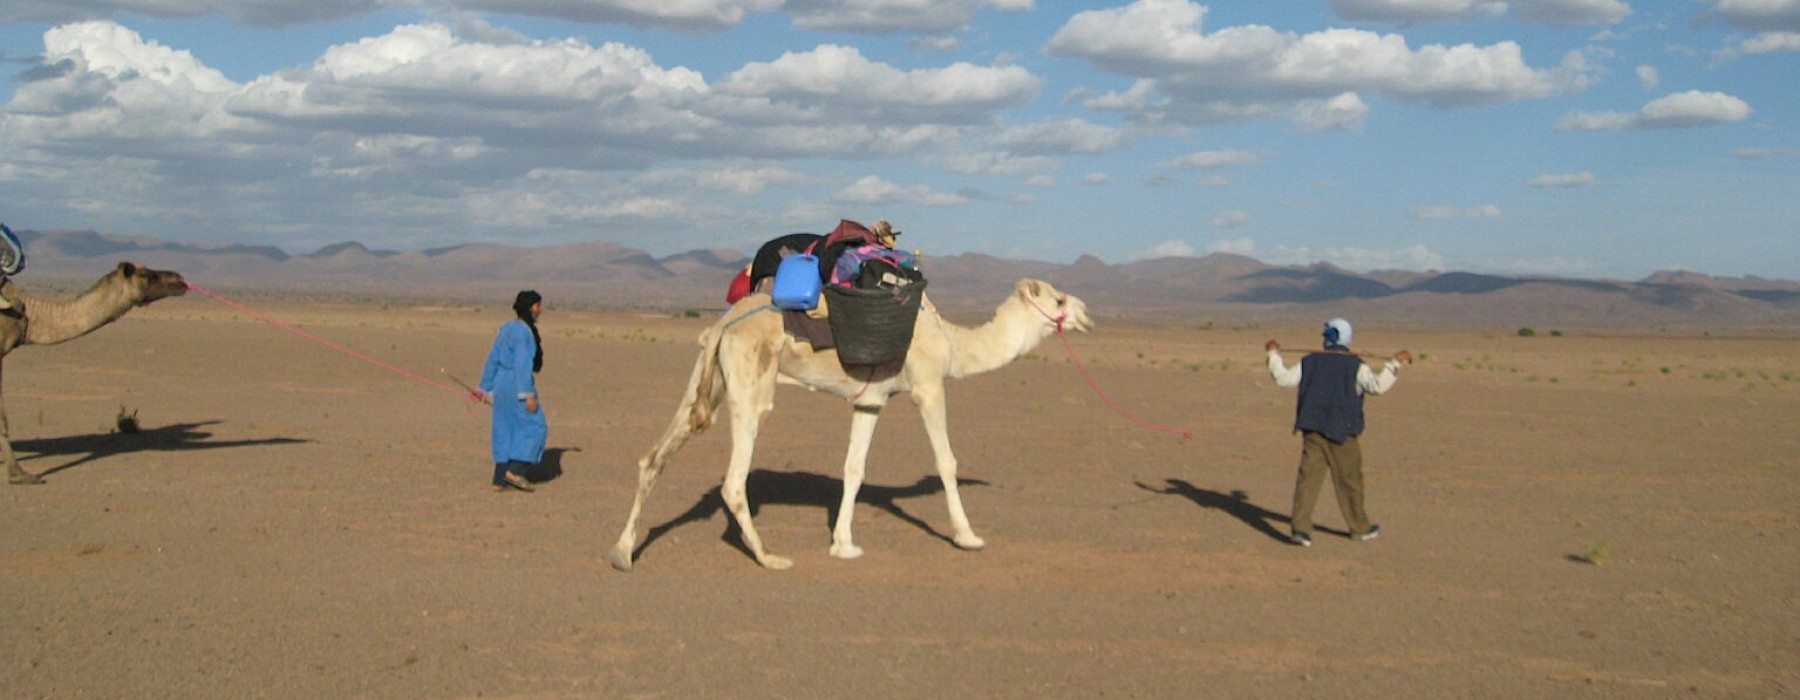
left=940, top=296, right=1048, bottom=379
left=16, top=279, right=138, bottom=346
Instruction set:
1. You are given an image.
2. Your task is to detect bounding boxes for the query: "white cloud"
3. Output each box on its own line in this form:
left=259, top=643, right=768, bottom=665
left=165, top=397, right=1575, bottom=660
left=1511, top=0, right=1633, bottom=26
left=991, top=119, right=1128, bottom=155
left=720, top=44, right=1041, bottom=125
left=1636, top=65, right=1658, bottom=90
left=1144, top=240, right=1197, bottom=258
left=1024, top=175, right=1056, bottom=187
left=1327, top=0, right=1506, bottom=23
left=1195, top=175, right=1233, bottom=187
left=1414, top=204, right=1502, bottom=219
left=0, top=20, right=1049, bottom=248
left=1713, top=0, right=1800, bottom=32
left=640, top=164, right=812, bottom=194
left=0, top=0, right=1038, bottom=34
left=831, top=175, right=970, bottom=206
left=1557, top=90, right=1753, bottom=130
left=1294, top=92, right=1369, bottom=132
left=909, top=36, right=963, bottom=53
left=1080, top=172, right=1114, bottom=185
left=936, top=152, right=1062, bottom=176
left=787, top=0, right=1035, bottom=34
left=1047, top=0, right=1596, bottom=128
left=1638, top=90, right=1755, bottom=127
left=1526, top=171, right=1596, bottom=187
left=1731, top=31, right=1800, bottom=54
left=1162, top=149, right=1261, bottom=169
left=1209, top=210, right=1251, bottom=229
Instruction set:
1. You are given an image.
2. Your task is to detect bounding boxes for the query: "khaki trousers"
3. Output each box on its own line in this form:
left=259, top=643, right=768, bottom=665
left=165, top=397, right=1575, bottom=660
left=1291, top=431, right=1371, bottom=537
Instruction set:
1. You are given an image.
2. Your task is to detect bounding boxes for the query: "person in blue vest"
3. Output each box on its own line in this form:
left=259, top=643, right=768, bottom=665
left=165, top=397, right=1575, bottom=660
left=479, top=290, right=547, bottom=492
left=0, top=222, right=25, bottom=310
left=1265, top=318, right=1412, bottom=547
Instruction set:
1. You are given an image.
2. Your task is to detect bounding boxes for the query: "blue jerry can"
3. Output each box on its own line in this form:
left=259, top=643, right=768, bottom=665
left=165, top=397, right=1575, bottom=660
left=770, top=254, right=821, bottom=310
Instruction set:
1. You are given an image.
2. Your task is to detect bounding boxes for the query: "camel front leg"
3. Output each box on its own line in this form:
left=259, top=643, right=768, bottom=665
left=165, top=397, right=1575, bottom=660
left=829, top=407, right=882, bottom=560
left=0, top=361, right=37, bottom=486
left=914, top=383, right=982, bottom=550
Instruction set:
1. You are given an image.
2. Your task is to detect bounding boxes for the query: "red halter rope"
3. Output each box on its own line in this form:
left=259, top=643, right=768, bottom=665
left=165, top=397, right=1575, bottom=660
left=1019, top=290, right=1193, bottom=440
left=185, top=282, right=484, bottom=405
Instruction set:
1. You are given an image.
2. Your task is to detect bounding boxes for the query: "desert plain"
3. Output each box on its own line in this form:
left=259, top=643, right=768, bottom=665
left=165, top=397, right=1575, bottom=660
left=1, top=285, right=1796, bottom=699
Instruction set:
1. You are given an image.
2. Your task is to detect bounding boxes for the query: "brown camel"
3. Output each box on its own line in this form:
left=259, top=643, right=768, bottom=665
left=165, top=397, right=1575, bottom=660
left=610, top=279, right=1093, bottom=571
left=2, top=262, right=189, bottom=484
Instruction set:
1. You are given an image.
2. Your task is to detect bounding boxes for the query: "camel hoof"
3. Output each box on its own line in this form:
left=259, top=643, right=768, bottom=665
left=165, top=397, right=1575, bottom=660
left=9, top=473, right=44, bottom=486
left=607, top=546, right=635, bottom=572
left=830, top=543, right=864, bottom=560
left=954, top=534, right=986, bottom=551
left=759, top=554, right=794, bottom=570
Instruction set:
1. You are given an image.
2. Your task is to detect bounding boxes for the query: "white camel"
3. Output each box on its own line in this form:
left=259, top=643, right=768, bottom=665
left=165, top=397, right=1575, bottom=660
left=610, top=279, right=1092, bottom=571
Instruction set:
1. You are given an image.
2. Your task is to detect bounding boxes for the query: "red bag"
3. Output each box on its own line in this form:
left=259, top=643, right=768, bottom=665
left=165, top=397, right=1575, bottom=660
left=725, top=265, right=752, bottom=304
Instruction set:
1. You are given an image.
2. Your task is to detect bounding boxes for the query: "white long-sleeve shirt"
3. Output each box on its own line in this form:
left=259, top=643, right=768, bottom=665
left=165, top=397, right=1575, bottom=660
left=1267, top=350, right=1401, bottom=395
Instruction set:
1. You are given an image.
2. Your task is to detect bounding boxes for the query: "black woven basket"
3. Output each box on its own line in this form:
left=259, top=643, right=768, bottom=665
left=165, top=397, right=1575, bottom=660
left=824, top=278, right=928, bottom=366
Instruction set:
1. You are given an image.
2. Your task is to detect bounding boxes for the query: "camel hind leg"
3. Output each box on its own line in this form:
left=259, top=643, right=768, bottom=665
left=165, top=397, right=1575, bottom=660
left=609, top=328, right=726, bottom=572
left=716, top=331, right=790, bottom=569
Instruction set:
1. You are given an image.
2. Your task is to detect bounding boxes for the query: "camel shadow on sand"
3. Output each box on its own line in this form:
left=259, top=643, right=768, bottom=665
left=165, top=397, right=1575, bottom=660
left=633, top=468, right=989, bottom=564
left=15, top=420, right=308, bottom=480
left=1137, top=478, right=1351, bottom=543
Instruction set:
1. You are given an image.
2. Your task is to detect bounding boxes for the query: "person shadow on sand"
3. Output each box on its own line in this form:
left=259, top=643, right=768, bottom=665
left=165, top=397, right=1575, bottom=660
left=1136, top=479, right=1352, bottom=543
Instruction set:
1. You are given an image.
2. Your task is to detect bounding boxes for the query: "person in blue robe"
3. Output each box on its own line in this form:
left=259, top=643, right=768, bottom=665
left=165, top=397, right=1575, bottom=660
left=479, top=290, right=547, bottom=491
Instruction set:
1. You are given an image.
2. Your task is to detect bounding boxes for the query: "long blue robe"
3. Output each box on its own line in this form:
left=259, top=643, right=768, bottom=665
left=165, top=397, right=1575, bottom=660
left=478, top=319, right=547, bottom=465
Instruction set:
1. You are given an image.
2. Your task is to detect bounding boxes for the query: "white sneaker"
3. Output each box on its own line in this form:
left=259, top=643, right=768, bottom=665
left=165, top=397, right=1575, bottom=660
left=1353, top=524, right=1382, bottom=541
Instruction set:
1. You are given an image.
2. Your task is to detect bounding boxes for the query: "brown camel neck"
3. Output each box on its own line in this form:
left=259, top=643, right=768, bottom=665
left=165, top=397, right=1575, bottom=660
left=15, top=275, right=140, bottom=346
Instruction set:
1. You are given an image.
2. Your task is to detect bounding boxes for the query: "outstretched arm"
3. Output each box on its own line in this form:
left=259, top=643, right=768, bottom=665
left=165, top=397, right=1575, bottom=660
left=1357, top=349, right=1412, bottom=395
left=1266, top=340, right=1301, bottom=388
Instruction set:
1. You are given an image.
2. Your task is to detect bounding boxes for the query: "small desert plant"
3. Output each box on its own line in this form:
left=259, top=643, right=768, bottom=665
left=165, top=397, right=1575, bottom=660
left=1581, top=541, right=1611, bottom=566
left=1517, top=327, right=1536, bottom=337
left=115, top=405, right=140, bottom=434
left=679, top=309, right=702, bottom=319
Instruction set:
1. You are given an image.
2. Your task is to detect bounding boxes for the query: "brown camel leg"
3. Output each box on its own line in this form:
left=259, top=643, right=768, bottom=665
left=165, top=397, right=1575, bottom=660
left=1, top=359, right=39, bottom=485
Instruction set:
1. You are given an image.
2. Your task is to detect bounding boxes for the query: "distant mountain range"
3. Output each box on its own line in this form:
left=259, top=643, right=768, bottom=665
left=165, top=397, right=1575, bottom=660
left=15, top=228, right=1800, bottom=328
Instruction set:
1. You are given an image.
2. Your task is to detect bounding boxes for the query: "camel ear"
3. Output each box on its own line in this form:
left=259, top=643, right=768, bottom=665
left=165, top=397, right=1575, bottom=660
left=1018, top=280, right=1042, bottom=298
left=116, top=262, right=138, bottom=277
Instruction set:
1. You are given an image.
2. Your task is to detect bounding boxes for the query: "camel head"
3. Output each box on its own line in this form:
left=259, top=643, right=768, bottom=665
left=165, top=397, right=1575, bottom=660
left=112, top=262, right=188, bottom=306
left=1015, top=279, right=1092, bottom=334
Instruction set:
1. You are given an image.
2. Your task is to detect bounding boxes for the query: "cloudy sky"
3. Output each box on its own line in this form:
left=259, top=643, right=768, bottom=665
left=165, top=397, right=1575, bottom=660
left=1, top=0, right=1796, bottom=279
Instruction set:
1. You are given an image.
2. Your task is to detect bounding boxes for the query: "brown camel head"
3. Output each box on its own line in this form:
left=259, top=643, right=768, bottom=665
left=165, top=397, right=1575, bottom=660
left=114, top=262, right=188, bottom=306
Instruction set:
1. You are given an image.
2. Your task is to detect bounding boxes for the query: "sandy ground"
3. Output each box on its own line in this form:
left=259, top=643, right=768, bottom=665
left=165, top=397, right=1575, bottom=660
left=2, top=290, right=1796, bottom=699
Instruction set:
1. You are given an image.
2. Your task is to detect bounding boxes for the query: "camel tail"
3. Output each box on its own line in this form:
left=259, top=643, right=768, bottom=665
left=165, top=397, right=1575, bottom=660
left=638, top=324, right=726, bottom=472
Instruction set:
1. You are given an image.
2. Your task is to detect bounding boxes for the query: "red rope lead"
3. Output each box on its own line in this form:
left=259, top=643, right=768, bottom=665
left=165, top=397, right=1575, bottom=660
left=1018, top=291, right=1192, bottom=440
left=185, top=282, right=484, bottom=404
left=1053, top=327, right=1194, bottom=439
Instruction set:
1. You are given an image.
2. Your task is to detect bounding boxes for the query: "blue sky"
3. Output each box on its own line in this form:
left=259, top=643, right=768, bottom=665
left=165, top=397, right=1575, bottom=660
left=1, top=0, right=1796, bottom=280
